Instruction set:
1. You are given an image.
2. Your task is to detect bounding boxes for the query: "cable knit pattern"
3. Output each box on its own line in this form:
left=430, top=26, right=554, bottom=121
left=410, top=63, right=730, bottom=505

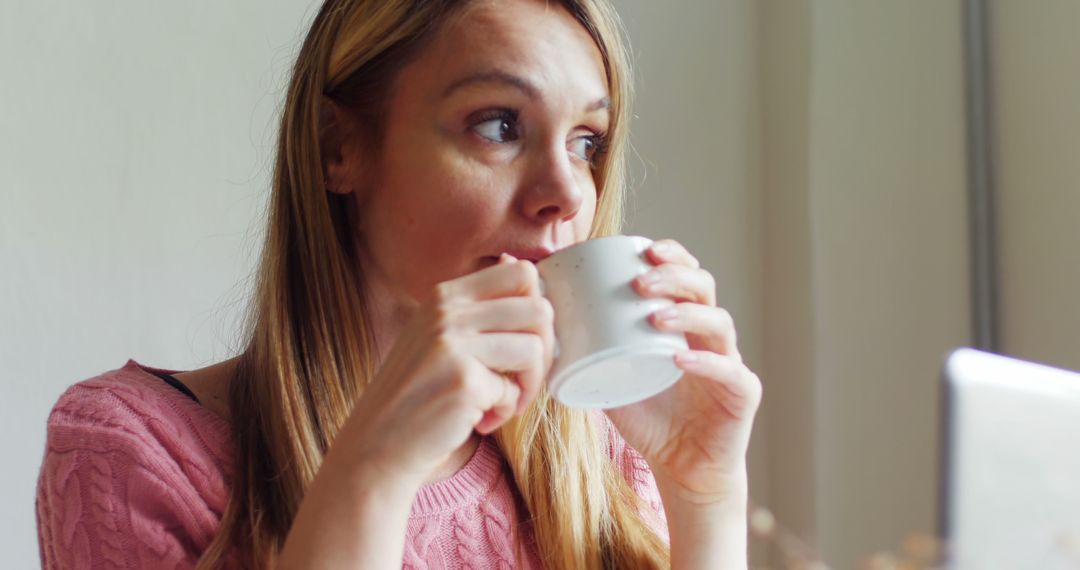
left=597, top=410, right=670, bottom=541
left=36, top=360, right=667, bottom=568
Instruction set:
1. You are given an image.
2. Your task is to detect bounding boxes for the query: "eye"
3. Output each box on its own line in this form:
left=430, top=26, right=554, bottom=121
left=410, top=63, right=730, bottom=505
left=568, top=133, right=607, bottom=163
left=471, top=109, right=520, bottom=143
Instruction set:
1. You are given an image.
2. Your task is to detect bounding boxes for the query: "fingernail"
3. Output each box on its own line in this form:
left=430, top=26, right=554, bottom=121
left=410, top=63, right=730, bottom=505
left=654, top=307, right=678, bottom=322
left=499, top=253, right=519, bottom=263
left=638, top=271, right=661, bottom=286
left=675, top=351, right=699, bottom=364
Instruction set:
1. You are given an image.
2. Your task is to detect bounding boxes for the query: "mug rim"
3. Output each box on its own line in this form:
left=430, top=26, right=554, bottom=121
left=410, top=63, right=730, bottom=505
left=535, top=234, right=650, bottom=270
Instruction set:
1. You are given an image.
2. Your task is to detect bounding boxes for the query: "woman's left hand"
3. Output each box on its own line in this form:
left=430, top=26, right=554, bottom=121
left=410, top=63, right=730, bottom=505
left=605, top=239, right=762, bottom=505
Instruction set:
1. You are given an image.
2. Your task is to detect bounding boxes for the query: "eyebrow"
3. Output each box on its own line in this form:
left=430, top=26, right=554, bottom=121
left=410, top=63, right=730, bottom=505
left=441, top=70, right=611, bottom=112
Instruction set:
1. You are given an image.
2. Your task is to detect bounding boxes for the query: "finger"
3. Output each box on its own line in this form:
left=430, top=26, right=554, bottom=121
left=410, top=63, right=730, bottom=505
left=481, top=256, right=553, bottom=378
left=673, top=351, right=762, bottom=416
left=460, top=332, right=543, bottom=371
left=650, top=303, right=739, bottom=359
left=475, top=372, right=522, bottom=434
left=434, top=258, right=542, bottom=303
left=633, top=263, right=717, bottom=306
left=645, top=239, right=700, bottom=269
left=460, top=332, right=545, bottom=414
left=448, top=296, right=556, bottom=375
left=450, top=296, right=554, bottom=335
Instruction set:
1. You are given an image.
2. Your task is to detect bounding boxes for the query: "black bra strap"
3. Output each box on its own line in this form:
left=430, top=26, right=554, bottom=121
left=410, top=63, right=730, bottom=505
left=147, top=369, right=200, bottom=404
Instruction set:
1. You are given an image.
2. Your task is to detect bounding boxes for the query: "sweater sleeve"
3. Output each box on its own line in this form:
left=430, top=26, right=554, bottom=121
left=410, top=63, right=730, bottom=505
left=36, top=386, right=213, bottom=569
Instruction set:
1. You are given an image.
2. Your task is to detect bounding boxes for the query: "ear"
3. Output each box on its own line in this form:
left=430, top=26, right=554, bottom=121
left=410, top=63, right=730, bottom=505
left=319, top=96, right=362, bottom=195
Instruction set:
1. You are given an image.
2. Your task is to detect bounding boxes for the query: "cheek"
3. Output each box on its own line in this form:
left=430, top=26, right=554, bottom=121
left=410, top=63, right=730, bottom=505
left=364, top=149, right=507, bottom=289
left=574, top=175, right=601, bottom=238
left=393, top=151, right=504, bottom=235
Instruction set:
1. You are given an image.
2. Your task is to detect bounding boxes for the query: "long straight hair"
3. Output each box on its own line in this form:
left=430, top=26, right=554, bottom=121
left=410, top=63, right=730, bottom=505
left=196, top=1, right=669, bottom=567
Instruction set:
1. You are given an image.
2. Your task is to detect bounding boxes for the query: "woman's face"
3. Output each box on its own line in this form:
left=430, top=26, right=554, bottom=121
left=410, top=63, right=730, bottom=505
left=345, top=0, right=610, bottom=306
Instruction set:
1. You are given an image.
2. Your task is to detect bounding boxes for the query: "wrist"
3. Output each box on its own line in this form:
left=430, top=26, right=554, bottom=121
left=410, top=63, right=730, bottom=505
left=653, top=462, right=749, bottom=512
left=653, top=465, right=749, bottom=570
left=281, top=452, right=420, bottom=570
left=327, top=419, right=428, bottom=497
left=662, top=496, right=749, bottom=570
left=325, top=445, right=425, bottom=503
left=661, top=486, right=748, bottom=531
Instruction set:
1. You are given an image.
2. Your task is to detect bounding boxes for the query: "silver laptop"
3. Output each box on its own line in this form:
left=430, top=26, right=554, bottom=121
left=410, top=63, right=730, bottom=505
left=940, top=348, right=1080, bottom=569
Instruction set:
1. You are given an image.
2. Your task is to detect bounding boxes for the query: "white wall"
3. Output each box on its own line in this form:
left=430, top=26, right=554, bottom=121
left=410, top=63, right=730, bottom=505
left=0, top=2, right=316, bottom=564
left=760, top=0, right=818, bottom=550
left=760, top=2, right=971, bottom=567
left=618, top=0, right=768, bottom=562
left=808, top=3, right=970, bottom=566
left=991, top=1, right=1080, bottom=373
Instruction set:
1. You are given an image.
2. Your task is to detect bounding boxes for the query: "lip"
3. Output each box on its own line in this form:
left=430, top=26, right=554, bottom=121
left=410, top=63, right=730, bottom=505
left=487, top=246, right=557, bottom=264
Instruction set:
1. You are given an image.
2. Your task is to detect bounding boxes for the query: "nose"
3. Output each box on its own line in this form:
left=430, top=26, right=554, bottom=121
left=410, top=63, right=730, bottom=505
left=521, top=144, right=584, bottom=223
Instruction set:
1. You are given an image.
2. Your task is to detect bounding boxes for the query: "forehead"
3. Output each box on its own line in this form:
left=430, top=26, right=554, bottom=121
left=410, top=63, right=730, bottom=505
left=404, top=0, right=609, bottom=103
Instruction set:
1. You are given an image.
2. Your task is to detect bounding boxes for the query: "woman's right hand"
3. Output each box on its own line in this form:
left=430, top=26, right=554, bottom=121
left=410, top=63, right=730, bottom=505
left=335, top=254, right=555, bottom=488
left=280, top=255, right=553, bottom=569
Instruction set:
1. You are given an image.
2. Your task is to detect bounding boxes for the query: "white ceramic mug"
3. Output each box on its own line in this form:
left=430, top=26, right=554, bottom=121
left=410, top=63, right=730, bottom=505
left=535, top=235, right=688, bottom=409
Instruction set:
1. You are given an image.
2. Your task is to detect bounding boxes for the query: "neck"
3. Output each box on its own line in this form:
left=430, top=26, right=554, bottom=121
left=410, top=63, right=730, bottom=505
left=359, top=259, right=419, bottom=369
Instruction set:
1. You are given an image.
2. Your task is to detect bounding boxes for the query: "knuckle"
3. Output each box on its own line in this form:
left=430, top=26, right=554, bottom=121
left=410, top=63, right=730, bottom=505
left=514, top=259, right=539, bottom=286
left=746, top=371, right=764, bottom=400
left=431, top=331, right=450, bottom=354
left=532, top=296, right=555, bottom=323
left=525, top=334, right=545, bottom=356
left=721, top=356, right=741, bottom=378
left=431, top=303, right=455, bottom=331
left=716, top=306, right=735, bottom=330
left=703, top=270, right=717, bottom=292
left=433, top=332, right=462, bottom=362
left=667, top=240, right=700, bottom=267
left=451, top=362, right=483, bottom=399
left=432, top=281, right=454, bottom=305
left=460, top=374, right=485, bottom=403
left=505, top=380, right=522, bottom=400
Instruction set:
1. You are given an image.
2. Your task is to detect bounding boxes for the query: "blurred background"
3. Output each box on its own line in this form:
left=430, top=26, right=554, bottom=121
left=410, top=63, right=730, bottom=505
left=2, top=1, right=1078, bottom=568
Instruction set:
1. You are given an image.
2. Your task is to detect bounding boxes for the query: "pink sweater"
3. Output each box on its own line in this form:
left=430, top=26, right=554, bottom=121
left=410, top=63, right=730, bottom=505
left=36, top=360, right=667, bottom=569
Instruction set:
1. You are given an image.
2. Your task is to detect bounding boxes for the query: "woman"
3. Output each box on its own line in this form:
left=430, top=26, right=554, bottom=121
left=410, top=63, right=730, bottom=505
left=36, top=0, right=761, bottom=568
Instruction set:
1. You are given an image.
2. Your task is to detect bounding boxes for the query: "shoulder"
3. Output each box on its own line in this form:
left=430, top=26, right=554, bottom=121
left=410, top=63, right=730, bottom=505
left=43, top=360, right=233, bottom=491
left=37, top=361, right=236, bottom=567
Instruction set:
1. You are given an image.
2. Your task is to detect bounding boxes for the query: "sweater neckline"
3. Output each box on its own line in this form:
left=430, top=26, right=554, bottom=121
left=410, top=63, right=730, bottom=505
left=410, top=436, right=505, bottom=516
left=123, top=359, right=508, bottom=516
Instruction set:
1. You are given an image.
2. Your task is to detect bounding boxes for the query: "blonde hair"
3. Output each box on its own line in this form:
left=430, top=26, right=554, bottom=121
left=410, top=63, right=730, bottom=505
left=197, top=1, right=668, bottom=568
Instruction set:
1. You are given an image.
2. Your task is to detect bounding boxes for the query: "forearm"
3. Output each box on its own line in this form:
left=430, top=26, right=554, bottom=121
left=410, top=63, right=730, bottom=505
left=278, top=458, right=420, bottom=570
left=655, top=469, right=749, bottom=570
